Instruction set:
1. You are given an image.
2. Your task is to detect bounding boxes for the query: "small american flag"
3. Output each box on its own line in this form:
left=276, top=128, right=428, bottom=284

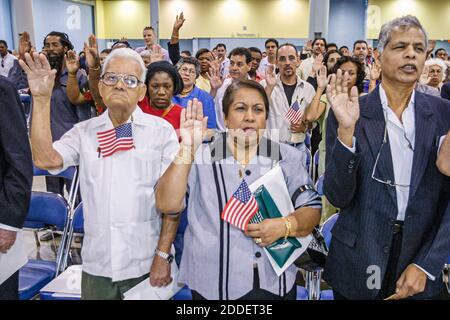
left=221, top=179, right=258, bottom=231
left=97, top=123, right=134, bottom=157
left=285, top=98, right=304, bottom=124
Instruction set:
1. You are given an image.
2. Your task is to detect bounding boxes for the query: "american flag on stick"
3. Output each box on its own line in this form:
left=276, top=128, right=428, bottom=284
left=221, top=179, right=259, bottom=231
left=285, top=98, right=304, bottom=124
left=97, top=123, right=134, bottom=157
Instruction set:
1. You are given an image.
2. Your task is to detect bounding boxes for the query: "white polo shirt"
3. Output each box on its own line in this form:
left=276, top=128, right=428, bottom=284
left=0, top=53, right=17, bottom=78
left=51, top=107, right=179, bottom=281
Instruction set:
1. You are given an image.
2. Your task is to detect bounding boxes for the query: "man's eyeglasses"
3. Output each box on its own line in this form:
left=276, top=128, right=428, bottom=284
left=101, top=72, right=142, bottom=88
left=371, top=121, right=413, bottom=188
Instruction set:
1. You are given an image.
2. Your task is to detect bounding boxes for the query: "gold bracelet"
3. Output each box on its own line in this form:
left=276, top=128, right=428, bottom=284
left=283, top=217, right=292, bottom=240
left=68, top=72, right=77, bottom=77
left=89, top=65, right=100, bottom=71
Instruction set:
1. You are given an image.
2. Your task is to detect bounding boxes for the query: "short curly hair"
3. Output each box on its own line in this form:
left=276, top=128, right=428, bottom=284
left=332, top=56, right=366, bottom=94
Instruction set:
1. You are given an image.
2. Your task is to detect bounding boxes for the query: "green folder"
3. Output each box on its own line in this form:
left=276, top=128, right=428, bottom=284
left=249, top=185, right=301, bottom=268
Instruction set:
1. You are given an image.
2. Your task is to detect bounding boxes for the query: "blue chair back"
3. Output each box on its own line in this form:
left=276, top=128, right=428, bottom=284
left=321, top=213, right=339, bottom=249
left=33, top=166, right=76, bottom=181
left=313, top=150, right=320, bottom=167
left=22, top=192, right=68, bottom=230
left=304, top=133, right=311, bottom=149
left=315, top=174, right=324, bottom=196
left=73, top=203, right=84, bottom=234
left=304, top=148, right=312, bottom=178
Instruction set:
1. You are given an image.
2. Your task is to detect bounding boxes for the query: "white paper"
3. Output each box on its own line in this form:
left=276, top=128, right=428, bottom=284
left=40, top=264, right=82, bottom=296
left=0, top=231, right=29, bottom=285
left=249, top=164, right=312, bottom=276
left=123, top=261, right=184, bottom=300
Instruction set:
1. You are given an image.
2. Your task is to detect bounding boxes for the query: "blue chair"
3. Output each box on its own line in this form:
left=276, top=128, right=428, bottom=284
left=321, top=213, right=339, bottom=249
left=173, top=285, right=193, bottom=300
left=304, top=148, right=313, bottom=178
left=19, top=167, right=77, bottom=300
left=315, top=174, right=324, bottom=197
left=304, top=133, right=311, bottom=149
left=312, top=150, right=320, bottom=182
left=316, top=213, right=340, bottom=300
left=40, top=203, right=84, bottom=300
left=297, top=286, right=309, bottom=300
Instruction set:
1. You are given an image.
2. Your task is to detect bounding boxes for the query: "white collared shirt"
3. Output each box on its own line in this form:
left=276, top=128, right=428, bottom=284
left=379, top=84, right=415, bottom=222
left=50, top=107, right=179, bottom=281
left=0, top=53, right=17, bottom=78
left=260, top=74, right=316, bottom=143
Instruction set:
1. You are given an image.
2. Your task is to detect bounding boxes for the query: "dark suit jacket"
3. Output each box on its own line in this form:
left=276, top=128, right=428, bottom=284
left=0, top=77, right=33, bottom=229
left=441, top=82, right=450, bottom=101
left=323, top=85, right=450, bottom=299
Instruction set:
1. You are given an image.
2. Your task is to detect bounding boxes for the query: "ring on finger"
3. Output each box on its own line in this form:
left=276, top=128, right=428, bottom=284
left=254, top=237, right=262, bottom=244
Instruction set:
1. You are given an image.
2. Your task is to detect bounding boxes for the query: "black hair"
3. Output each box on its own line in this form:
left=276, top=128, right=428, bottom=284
left=0, top=40, right=8, bottom=47
left=276, top=43, right=298, bottom=58
left=265, top=38, right=279, bottom=48
left=248, top=47, right=262, bottom=55
left=145, top=60, right=184, bottom=96
left=228, top=47, right=252, bottom=64
left=435, top=48, right=447, bottom=55
left=195, top=48, right=210, bottom=59
left=216, top=43, right=227, bottom=50
left=353, top=40, right=368, bottom=49
left=181, top=50, right=192, bottom=57
left=101, top=48, right=112, bottom=55
left=44, top=31, right=74, bottom=50
left=326, top=43, right=338, bottom=50
left=323, top=49, right=342, bottom=73
left=222, top=79, right=269, bottom=119
left=312, top=38, right=327, bottom=48
left=111, top=40, right=132, bottom=49
left=339, top=45, right=349, bottom=52
left=332, top=56, right=365, bottom=94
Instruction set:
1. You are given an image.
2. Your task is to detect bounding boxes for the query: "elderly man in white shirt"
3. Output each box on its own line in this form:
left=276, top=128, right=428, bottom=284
left=19, top=48, right=180, bottom=300
left=0, top=40, right=17, bottom=78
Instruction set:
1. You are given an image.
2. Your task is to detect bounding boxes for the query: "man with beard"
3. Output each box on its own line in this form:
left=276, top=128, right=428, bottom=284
left=39, top=32, right=89, bottom=240
left=298, top=38, right=326, bottom=80
left=260, top=43, right=322, bottom=164
left=353, top=40, right=371, bottom=92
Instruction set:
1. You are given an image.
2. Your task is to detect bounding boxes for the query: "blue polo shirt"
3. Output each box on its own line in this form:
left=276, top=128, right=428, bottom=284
left=172, top=86, right=217, bottom=129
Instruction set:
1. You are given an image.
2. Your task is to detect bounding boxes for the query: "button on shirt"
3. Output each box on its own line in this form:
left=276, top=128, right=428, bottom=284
left=0, top=53, right=17, bottom=78
left=179, top=135, right=321, bottom=299
left=50, top=107, right=179, bottom=281
left=260, top=75, right=316, bottom=144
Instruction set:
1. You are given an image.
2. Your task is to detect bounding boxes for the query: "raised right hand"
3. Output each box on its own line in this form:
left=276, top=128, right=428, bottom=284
left=19, top=52, right=56, bottom=98
left=206, top=63, right=223, bottom=90
left=179, top=98, right=208, bottom=151
left=173, top=12, right=186, bottom=31
left=326, top=68, right=360, bottom=131
left=18, top=31, right=32, bottom=59
left=265, top=64, right=277, bottom=88
left=64, top=50, right=80, bottom=75
left=84, top=34, right=100, bottom=69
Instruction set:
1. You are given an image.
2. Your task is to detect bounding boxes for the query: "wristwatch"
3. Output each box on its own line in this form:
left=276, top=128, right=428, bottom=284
left=155, top=249, right=174, bottom=264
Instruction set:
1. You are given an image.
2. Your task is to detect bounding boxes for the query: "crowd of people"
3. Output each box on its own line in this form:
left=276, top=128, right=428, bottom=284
left=0, top=12, right=449, bottom=301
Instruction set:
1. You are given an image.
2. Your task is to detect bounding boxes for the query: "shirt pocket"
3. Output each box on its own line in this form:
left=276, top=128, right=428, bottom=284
left=81, top=150, right=102, bottom=183
left=132, top=149, right=162, bottom=187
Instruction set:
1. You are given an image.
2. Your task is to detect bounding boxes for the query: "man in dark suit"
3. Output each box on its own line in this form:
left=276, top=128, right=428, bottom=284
left=323, top=15, right=450, bottom=300
left=0, top=76, right=33, bottom=299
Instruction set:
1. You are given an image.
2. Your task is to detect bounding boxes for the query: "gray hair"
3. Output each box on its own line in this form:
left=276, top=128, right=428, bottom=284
left=175, top=56, right=201, bottom=78
left=377, top=15, right=428, bottom=54
left=102, top=48, right=147, bottom=82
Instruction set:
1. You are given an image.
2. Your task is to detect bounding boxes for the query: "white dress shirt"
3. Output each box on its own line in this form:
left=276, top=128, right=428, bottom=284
left=0, top=53, right=17, bottom=78
left=49, top=107, right=179, bottom=281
